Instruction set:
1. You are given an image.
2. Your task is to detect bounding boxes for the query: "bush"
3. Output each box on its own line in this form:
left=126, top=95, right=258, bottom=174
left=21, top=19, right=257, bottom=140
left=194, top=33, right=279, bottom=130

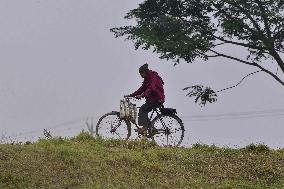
left=72, top=130, right=94, bottom=142
left=242, top=144, right=270, bottom=153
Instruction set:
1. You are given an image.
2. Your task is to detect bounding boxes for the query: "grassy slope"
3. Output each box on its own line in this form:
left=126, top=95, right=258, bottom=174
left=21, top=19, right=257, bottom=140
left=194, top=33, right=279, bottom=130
left=1, top=132, right=284, bottom=189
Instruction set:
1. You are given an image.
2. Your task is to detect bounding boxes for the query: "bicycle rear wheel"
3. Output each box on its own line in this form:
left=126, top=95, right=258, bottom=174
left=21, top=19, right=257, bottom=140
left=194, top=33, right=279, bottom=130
left=151, top=114, right=184, bottom=147
left=96, top=111, right=131, bottom=140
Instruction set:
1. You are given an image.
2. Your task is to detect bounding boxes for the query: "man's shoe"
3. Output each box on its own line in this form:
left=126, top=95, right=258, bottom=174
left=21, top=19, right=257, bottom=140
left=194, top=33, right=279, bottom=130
left=135, top=127, right=148, bottom=135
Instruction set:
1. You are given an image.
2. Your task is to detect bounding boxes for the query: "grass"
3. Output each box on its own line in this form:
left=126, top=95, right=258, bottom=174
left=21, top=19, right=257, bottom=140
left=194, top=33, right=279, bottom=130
left=1, top=131, right=284, bottom=189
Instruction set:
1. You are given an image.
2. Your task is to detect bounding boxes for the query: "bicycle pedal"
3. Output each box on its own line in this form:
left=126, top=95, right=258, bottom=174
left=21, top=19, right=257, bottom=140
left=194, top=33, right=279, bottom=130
left=151, top=128, right=158, bottom=133
left=137, top=134, right=146, bottom=139
left=137, top=132, right=147, bottom=137
left=146, top=135, right=152, bottom=138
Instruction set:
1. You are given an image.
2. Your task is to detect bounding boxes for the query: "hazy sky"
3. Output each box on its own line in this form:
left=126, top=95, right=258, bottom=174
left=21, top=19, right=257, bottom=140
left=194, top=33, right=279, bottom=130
left=0, top=0, right=284, bottom=148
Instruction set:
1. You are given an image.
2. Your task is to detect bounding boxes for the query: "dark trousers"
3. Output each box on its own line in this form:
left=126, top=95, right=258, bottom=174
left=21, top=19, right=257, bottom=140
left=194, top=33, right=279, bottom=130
left=138, top=101, right=162, bottom=128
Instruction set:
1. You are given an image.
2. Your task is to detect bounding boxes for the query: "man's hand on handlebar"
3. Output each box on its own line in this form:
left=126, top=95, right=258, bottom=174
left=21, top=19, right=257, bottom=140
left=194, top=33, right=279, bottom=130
left=124, top=95, right=142, bottom=100
left=135, top=95, right=143, bottom=99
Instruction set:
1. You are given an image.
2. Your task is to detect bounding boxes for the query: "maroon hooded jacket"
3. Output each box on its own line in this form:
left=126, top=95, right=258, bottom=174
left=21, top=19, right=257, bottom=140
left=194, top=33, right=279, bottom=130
left=130, top=70, right=165, bottom=103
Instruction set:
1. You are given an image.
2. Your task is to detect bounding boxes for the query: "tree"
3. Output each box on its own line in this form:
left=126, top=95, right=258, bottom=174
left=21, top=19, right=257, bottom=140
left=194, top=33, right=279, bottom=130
left=110, top=0, right=284, bottom=106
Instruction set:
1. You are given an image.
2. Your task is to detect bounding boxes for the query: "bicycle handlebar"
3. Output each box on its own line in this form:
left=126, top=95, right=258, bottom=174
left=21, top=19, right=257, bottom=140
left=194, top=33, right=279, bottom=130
left=124, top=96, right=140, bottom=101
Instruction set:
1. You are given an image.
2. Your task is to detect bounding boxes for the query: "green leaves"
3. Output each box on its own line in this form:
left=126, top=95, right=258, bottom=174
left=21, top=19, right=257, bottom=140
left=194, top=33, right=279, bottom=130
left=183, top=85, right=218, bottom=106
left=111, top=0, right=284, bottom=61
left=110, top=0, right=284, bottom=106
left=111, top=0, right=215, bottom=64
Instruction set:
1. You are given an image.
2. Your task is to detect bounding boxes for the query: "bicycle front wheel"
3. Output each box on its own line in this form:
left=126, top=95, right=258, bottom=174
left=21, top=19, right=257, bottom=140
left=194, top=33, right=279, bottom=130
left=96, top=111, right=131, bottom=140
left=151, top=114, right=184, bottom=147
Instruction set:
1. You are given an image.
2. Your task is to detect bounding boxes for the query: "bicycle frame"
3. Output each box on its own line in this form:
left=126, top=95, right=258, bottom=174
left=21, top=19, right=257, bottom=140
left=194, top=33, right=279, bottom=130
left=149, top=108, right=169, bottom=135
left=123, top=97, right=169, bottom=135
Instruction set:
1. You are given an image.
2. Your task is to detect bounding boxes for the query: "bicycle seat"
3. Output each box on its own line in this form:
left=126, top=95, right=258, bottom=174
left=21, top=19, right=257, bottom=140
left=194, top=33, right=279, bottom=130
left=159, top=107, right=177, bottom=115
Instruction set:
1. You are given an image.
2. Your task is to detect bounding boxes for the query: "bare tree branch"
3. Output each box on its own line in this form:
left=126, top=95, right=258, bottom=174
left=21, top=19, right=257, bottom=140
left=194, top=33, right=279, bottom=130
left=209, top=49, right=257, bottom=66
left=209, top=49, right=284, bottom=86
left=269, top=49, right=284, bottom=74
left=216, top=70, right=262, bottom=93
left=214, top=36, right=268, bottom=52
left=254, top=64, right=284, bottom=86
left=196, top=50, right=221, bottom=58
left=213, top=42, right=226, bottom=47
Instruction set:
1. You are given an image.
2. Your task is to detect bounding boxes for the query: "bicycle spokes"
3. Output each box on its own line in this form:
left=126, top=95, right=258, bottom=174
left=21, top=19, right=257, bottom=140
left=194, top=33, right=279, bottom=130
left=151, top=115, right=184, bottom=147
left=96, top=112, right=130, bottom=140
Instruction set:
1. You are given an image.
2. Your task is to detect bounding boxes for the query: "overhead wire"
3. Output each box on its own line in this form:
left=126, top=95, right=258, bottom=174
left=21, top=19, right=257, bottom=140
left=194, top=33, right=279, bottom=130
left=182, top=112, right=284, bottom=122
left=180, top=108, right=284, bottom=121
left=4, top=108, right=284, bottom=140
left=11, top=116, right=100, bottom=138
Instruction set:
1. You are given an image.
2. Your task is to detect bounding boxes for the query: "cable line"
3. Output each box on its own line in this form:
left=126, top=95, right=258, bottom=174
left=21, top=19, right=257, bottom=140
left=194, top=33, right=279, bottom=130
left=180, top=108, right=284, bottom=119
left=11, top=117, right=97, bottom=138
left=182, top=112, right=284, bottom=122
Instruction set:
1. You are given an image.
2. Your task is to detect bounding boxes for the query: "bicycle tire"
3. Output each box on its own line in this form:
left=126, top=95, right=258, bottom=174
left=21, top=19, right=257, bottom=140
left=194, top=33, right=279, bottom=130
left=96, top=111, right=131, bottom=140
left=151, top=114, right=185, bottom=147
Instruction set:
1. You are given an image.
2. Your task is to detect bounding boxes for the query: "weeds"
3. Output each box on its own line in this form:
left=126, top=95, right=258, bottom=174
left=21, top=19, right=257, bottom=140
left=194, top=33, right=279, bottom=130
left=0, top=132, right=283, bottom=189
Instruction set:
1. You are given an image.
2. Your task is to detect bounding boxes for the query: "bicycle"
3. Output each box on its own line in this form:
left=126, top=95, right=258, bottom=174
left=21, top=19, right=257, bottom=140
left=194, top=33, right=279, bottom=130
left=95, top=97, right=185, bottom=146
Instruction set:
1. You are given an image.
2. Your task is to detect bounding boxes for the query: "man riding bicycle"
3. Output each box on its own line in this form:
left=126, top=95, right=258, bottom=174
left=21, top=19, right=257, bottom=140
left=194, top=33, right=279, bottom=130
left=125, top=64, right=165, bottom=135
left=96, top=64, right=184, bottom=145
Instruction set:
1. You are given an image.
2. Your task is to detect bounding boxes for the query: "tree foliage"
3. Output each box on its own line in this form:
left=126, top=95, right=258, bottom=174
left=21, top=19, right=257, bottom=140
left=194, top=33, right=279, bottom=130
left=111, top=0, right=284, bottom=106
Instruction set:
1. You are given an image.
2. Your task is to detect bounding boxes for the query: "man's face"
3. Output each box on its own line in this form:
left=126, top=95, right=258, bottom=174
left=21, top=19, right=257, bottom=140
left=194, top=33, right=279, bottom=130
left=140, top=71, right=147, bottom=78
